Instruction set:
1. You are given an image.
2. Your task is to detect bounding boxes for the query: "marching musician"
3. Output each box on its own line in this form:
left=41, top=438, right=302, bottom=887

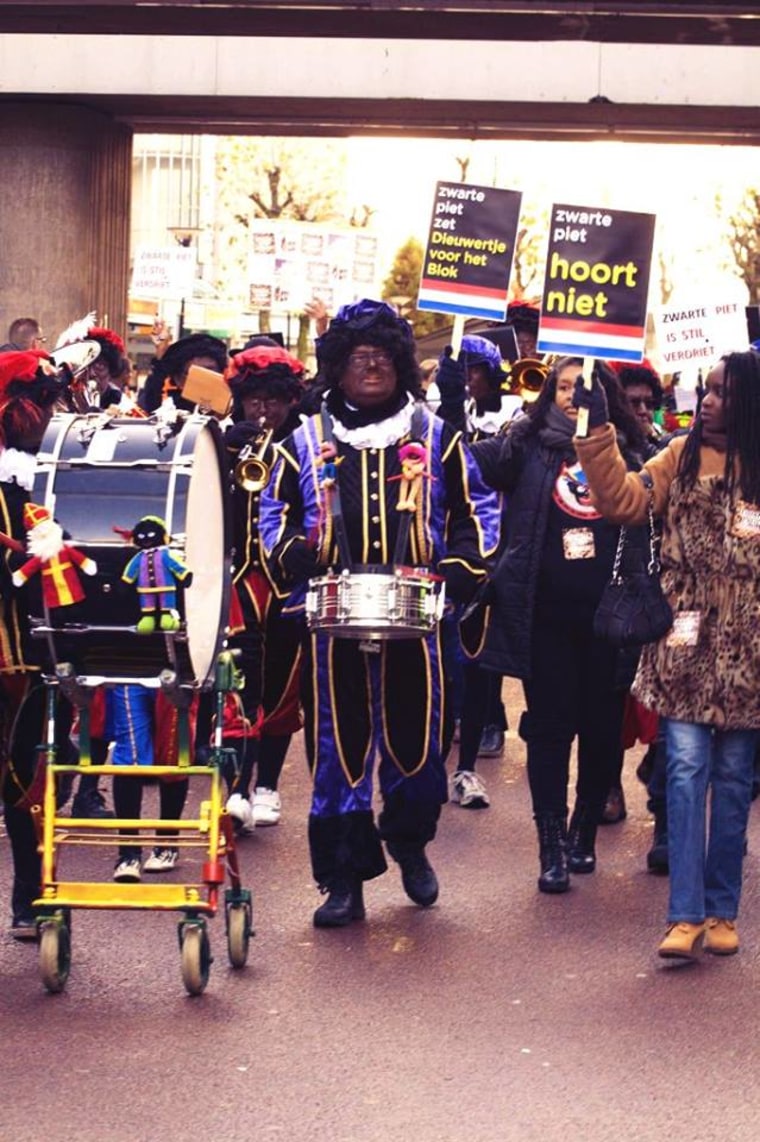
left=80, top=327, right=130, bottom=411
left=138, top=333, right=228, bottom=414
left=259, top=299, right=500, bottom=928
left=221, top=344, right=306, bottom=831
left=434, top=334, right=520, bottom=811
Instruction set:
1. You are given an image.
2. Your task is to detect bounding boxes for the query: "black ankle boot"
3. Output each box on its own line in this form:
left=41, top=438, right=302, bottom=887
left=387, top=843, right=439, bottom=907
left=647, top=809, right=669, bottom=875
left=567, top=802, right=597, bottom=873
left=313, top=875, right=365, bottom=928
left=535, top=813, right=570, bottom=894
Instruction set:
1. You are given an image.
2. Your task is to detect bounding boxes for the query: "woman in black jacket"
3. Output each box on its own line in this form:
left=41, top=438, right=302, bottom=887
left=472, top=357, right=645, bottom=894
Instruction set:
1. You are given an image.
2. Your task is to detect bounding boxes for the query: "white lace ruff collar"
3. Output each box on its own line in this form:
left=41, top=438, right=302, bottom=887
left=0, top=448, right=37, bottom=491
left=330, top=394, right=416, bottom=450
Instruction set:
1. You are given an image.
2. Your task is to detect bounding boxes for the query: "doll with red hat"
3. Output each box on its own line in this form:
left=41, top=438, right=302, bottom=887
left=0, top=348, right=79, bottom=937
left=12, top=502, right=97, bottom=608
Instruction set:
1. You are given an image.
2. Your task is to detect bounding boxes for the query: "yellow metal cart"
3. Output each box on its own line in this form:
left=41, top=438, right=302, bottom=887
left=31, top=652, right=253, bottom=996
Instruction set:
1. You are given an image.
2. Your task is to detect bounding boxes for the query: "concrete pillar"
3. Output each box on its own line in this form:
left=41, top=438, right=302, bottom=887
left=0, top=103, right=132, bottom=346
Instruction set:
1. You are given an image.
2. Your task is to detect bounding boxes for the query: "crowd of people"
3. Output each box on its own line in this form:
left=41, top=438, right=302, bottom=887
left=0, top=299, right=757, bottom=966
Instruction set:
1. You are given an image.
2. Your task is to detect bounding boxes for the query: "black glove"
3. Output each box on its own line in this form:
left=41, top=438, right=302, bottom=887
left=440, top=561, right=482, bottom=607
left=435, top=347, right=466, bottom=402
left=280, top=539, right=320, bottom=584
left=225, top=420, right=261, bottom=451
left=572, top=370, right=609, bottom=429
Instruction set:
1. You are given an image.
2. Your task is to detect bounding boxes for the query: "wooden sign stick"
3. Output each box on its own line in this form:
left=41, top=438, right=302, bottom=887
left=575, top=355, right=596, bottom=438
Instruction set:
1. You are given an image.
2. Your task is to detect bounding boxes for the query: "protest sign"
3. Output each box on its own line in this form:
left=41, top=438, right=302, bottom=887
left=131, top=245, right=197, bottom=298
left=248, top=222, right=380, bottom=313
left=537, top=205, right=655, bottom=361
left=653, top=300, right=746, bottom=370
left=417, top=182, right=522, bottom=321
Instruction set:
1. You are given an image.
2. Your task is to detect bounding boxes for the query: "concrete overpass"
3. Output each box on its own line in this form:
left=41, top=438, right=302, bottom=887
left=1, top=2, right=759, bottom=338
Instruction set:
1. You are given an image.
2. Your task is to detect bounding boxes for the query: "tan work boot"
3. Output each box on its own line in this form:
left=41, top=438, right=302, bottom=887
left=657, top=921, right=705, bottom=960
left=704, top=917, right=739, bottom=956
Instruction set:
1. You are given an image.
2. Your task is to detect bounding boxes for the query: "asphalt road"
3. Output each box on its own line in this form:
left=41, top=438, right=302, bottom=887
left=2, top=678, right=759, bottom=1142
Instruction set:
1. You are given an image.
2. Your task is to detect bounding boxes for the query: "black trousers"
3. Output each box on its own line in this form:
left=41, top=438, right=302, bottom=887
left=522, top=613, right=626, bottom=818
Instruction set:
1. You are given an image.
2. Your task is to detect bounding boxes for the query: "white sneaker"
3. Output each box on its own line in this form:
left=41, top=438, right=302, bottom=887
left=143, top=847, right=179, bottom=873
left=226, top=792, right=255, bottom=833
left=450, top=770, right=490, bottom=809
left=113, top=857, right=141, bottom=882
left=251, top=787, right=281, bottom=827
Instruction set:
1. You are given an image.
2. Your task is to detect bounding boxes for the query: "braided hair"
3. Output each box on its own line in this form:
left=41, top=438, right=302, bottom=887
left=677, top=350, right=760, bottom=503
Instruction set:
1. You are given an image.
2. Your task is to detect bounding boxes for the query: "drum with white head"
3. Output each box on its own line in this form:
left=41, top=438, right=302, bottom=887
left=28, top=412, right=232, bottom=687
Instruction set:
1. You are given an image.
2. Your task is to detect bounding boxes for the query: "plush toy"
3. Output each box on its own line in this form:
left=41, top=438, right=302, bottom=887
left=317, top=440, right=342, bottom=487
left=392, top=441, right=432, bottom=512
left=12, top=503, right=97, bottom=607
left=121, top=515, right=192, bottom=633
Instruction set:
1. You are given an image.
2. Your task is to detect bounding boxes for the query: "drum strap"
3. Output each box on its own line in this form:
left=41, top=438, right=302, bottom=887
left=319, top=402, right=427, bottom=570
left=319, top=405, right=353, bottom=571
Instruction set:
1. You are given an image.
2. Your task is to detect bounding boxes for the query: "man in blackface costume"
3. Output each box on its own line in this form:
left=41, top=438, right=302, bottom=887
left=260, top=300, right=500, bottom=927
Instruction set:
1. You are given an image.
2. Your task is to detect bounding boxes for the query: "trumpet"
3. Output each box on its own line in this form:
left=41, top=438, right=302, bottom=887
left=235, top=428, right=273, bottom=493
left=508, top=357, right=551, bottom=402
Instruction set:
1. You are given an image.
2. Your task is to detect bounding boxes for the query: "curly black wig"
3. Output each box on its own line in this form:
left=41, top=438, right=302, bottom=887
left=316, top=299, right=421, bottom=398
left=613, top=361, right=664, bottom=409
left=227, top=345, right=305, bottom=422
left=139, top=333, right=228, bottom=414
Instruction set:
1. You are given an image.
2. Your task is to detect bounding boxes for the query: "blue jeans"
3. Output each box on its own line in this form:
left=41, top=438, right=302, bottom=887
left=664, top=718, right=758, bottom=923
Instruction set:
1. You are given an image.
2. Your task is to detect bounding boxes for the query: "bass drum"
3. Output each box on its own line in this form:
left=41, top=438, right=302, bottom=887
left=29, top=412, right=232, bottom=688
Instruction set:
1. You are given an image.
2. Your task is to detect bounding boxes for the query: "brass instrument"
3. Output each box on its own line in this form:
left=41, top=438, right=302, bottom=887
left=235, top=428, right=273, bottom=493
left=508, top=357, right=551, bottom=403
left=50, top=339, right=102, bottom=414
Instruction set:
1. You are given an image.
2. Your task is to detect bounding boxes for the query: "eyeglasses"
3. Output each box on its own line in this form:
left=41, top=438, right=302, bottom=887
left=347, top=350, right=393, bottom=369
left=629, top=396, right=656, bottom=410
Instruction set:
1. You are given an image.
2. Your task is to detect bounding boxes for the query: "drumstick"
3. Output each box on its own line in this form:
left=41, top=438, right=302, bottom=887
left=0, top=530, right=25, bottom=554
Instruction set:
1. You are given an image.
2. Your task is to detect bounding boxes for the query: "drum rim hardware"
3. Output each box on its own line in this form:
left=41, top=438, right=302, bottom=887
left=305, top=564, right=446, bottom=640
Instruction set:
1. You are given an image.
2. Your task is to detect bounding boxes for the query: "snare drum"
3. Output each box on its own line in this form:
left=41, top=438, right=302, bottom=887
left=29, top=412, right=232, bottom=686
left=305, top=565, right=445, bottom=640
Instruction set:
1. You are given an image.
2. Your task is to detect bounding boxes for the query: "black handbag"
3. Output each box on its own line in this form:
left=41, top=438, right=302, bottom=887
left=593, top=478, right=673, bottom=649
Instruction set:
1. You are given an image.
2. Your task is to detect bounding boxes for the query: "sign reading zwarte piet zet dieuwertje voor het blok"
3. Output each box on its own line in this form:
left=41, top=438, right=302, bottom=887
left=537, top=204, right=656, bottom=362
left=417, top=181, right=522, bottom=322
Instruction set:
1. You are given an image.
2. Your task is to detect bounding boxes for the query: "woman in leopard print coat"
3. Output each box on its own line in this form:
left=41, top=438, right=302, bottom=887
left=575, top=349, right=760, bottom=962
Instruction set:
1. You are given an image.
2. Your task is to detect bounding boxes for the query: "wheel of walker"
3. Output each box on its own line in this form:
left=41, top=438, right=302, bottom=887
left=226, top=904, right=251, bottom=969
left=180, top=923, right=212, bottom=996
left=39, top=921, right=71, bottom=995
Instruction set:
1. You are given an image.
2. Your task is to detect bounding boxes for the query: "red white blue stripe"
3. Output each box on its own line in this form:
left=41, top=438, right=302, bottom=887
left=537, top=316, right=645, bottom=362
left=417, top=278, right=508, bottom=321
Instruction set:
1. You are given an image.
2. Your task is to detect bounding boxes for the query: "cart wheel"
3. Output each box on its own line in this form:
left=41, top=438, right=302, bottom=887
left=39, top=921, right=71, bottom=995
left=180, top=923, right=211, bottom=996
left=227, top=904, right=251, bottom=969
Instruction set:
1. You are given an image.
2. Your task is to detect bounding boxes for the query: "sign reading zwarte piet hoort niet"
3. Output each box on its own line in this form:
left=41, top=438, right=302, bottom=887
left=417, top=181, right=522, bottom=321
left=537, top=204, right=656, bottom=362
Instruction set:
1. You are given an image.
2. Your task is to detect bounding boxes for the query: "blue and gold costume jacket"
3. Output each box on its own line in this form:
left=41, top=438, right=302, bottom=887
left=259, top=399, right=500, bottom=612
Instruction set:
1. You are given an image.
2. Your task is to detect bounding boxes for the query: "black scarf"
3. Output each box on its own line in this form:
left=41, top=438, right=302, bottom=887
left=538, top=403, right=577, bottom=459
left=326, top=385, right=407, bottom=428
